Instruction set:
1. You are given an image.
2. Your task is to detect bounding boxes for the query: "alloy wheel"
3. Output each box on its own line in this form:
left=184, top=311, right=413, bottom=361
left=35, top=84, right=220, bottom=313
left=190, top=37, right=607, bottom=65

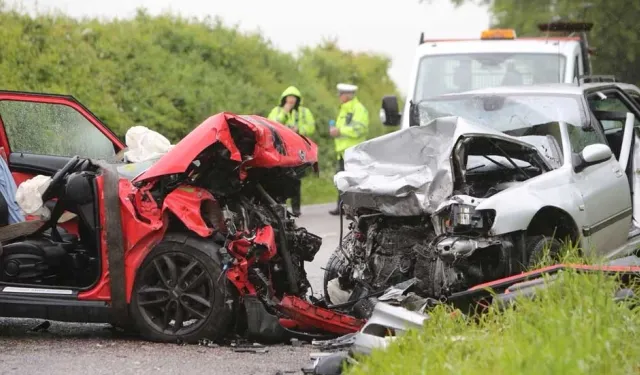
left=135, top=252, right=216, bottom=336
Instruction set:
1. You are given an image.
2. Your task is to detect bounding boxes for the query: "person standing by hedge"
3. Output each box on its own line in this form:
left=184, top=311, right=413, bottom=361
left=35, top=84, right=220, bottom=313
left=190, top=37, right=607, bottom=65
left=268, top=86, right=316, bottom=216
left=328, top=83, right=369, bottom=216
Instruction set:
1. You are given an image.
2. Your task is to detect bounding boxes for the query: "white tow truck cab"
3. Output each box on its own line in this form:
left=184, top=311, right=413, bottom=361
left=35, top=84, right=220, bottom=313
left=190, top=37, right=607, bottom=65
left=381, top=21, right=595, bottom=129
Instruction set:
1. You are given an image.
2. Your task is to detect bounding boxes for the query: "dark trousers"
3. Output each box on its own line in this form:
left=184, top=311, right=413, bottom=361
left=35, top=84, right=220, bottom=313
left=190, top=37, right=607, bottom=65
left=291, top=178, right=301, bottom=212
left=336, top=157, right=345, bottom=208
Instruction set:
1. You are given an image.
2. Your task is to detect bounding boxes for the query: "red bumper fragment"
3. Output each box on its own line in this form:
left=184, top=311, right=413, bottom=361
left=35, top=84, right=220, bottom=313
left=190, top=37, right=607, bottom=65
left=278, top=295, right=365, bottom=335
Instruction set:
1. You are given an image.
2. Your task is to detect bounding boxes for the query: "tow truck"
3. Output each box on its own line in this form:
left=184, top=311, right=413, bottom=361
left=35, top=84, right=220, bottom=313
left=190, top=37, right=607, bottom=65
left=380, top=21, right=599, bottom=129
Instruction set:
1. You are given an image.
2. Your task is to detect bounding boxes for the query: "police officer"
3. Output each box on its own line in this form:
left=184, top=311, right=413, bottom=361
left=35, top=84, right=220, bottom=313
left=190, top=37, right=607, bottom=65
left=268, top=86, right=316, bottom=216
left=328, top=83, right=369, bottom=216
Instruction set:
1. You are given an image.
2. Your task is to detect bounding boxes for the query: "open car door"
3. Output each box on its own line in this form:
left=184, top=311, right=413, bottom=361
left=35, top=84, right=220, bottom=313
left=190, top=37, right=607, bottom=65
left=587, top=86, right=640, bottom=238
left=0, top=91, right=126, bottom=232
left=0, top=91, right=125, bottom=186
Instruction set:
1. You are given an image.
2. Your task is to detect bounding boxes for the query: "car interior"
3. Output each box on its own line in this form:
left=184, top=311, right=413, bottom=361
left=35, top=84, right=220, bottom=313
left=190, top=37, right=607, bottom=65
left=0, top=156, right=102, bottom=290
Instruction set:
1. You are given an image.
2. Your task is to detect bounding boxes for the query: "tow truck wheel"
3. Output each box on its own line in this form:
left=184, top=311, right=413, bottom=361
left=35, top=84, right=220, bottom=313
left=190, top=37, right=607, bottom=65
left=526, top=235, right=563, bottom=269
left=130, top=235, right=235, bottom=343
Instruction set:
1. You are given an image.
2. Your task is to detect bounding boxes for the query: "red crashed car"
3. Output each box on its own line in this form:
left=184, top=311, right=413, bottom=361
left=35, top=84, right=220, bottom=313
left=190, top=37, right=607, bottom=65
left=0, top=91, right=361, bottom=343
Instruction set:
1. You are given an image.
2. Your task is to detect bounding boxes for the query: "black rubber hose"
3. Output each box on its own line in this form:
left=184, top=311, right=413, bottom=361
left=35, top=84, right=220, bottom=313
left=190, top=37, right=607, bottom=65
left=256, top=183, right=299, bottom=295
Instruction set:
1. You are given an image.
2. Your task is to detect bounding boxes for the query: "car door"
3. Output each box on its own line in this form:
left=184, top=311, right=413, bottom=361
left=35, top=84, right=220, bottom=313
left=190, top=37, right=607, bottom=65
left=0, top=91, right=125, bottom=187
left=565, top=91, right=632, bottom=255
left=575, top=88, right=640, bottom=256
left=590, top=86, right=640, bottom=231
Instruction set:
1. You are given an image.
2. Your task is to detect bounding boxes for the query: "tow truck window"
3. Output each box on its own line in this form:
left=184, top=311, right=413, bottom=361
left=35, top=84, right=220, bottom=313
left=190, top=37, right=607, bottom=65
left=0, top=100, right=117, bottom=159
left=413, top=53, right=567, bottom=101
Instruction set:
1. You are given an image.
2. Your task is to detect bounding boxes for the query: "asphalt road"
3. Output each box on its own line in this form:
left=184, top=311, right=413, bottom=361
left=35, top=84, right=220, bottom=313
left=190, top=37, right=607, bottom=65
left=0, top=203, right=348, bottom=375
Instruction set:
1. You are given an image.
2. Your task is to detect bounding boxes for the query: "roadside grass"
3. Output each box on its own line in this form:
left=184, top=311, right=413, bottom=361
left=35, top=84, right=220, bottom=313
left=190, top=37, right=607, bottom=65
left=300, top=173, right=336, bottom=205
left=347, top=243, right=640, bottom=375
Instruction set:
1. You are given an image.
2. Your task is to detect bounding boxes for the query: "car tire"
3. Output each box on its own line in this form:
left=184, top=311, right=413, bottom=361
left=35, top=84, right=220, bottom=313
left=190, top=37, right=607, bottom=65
left=323, top=233, right=354, bottom=305
left=526, top=235, right=563, bottom=269
left=130, top=234, right=235, bottom=343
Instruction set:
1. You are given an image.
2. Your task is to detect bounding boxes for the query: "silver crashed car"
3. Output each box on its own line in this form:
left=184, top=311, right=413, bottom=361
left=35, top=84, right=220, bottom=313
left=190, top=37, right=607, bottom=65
left=324, top=81, right=640, bottom=307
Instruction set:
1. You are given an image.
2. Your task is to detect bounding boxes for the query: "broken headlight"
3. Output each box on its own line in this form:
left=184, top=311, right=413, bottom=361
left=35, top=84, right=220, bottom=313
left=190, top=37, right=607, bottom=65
left=439, top=203, right=484, bottom=234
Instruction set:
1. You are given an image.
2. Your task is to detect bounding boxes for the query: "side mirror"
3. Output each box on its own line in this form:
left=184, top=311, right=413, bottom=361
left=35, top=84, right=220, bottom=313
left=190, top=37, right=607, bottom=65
left=380, top=95, right=401, bottom=126
left=573, top=143, right=613, bottom=173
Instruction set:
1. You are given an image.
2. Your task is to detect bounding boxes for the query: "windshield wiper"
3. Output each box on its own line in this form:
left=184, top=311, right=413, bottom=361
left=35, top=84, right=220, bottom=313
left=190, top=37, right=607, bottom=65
left=482, top=155, right=511, bottom=170
left=487, top=139, right=531, bottom=179
left=467, top=163, right=487, bottom=172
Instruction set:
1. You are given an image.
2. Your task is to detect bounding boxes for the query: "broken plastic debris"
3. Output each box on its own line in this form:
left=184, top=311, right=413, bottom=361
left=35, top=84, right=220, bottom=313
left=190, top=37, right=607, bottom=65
left=198, top=338, right=219, bottom=348
left=303, top=351, right=355, bottom=375
left=311, top=333, right=357, bottom=350
left=29, top=320, right=50, bottom=332
left=378, top=278, right=419, bottom=302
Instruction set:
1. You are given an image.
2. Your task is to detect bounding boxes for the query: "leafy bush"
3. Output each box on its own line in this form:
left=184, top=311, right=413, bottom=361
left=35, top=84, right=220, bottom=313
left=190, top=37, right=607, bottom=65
left=0, top=4, right=400, bottom=202
left=347, top=248, right=640, bottom=375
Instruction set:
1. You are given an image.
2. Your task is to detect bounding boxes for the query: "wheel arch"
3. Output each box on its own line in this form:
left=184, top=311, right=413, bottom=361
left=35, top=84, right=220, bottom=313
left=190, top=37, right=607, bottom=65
left=526, top=205, right=581, bottom=246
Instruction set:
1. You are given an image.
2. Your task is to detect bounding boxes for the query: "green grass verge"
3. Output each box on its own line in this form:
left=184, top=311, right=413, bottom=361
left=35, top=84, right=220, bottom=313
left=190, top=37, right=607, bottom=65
left=346, top=245, right=640, bottom=375
left=300, top=173, right=337, bottom=205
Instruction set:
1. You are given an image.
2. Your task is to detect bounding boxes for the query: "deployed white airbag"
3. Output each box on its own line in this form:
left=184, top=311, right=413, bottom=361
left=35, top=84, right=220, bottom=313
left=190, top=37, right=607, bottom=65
left=16, top=175, right=52, bottom=218
left=123, top=125, right=174, bottom=163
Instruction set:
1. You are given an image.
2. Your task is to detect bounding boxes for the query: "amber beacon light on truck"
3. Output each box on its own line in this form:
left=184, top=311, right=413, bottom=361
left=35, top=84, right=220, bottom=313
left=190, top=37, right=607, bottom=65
left=480, top=29, right=517, bottom=40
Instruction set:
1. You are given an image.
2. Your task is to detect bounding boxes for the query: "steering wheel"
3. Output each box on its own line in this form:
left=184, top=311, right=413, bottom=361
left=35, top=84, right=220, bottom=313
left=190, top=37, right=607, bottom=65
left=42, top=155, right=81, bottom=202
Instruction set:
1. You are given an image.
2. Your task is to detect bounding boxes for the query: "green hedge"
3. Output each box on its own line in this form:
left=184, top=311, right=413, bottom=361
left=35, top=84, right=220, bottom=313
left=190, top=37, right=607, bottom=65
left=348, top=245, right=640, bottom=374
left=0, top=5, right=400, bottom=202
left=348, top=269, right=640, bottom=375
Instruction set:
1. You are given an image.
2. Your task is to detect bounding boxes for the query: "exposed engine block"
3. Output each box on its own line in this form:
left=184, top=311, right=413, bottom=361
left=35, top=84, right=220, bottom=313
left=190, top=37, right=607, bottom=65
left=340, top=217, right=435, bottom=292
left=225, top=199, right=322, bottom=298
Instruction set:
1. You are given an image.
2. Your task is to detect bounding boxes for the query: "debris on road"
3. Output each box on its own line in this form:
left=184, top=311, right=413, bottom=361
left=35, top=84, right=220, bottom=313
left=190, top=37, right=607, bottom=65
left=197, top=338, right=219, bottom=348
left=233, top=347, right=269, bottom=354
left=29, top=320, right=51, bottom=332
left=302, top=352, right=354, bottom=375
left=311, top=333, right=356, bottom=351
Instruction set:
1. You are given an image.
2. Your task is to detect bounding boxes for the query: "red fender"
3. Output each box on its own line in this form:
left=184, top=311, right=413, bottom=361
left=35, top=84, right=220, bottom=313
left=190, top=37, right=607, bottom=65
left=161, top=185, right=217, bottom=238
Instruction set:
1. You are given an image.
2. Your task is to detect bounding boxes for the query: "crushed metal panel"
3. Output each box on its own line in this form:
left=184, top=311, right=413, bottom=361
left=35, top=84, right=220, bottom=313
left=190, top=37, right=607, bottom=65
left=352, top=302, right=428, bottom=356
left=335, top=116, right=546, bottom=216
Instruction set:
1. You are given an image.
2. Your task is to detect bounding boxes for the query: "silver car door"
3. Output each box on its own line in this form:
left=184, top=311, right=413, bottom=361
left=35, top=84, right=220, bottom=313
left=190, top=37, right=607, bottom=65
left=566, top=119, right=632, bottom=256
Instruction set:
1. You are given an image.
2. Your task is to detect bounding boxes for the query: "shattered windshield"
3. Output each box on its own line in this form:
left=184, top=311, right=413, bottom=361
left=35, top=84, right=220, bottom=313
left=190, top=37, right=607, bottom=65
left=417, top=94, right=586, bottom=168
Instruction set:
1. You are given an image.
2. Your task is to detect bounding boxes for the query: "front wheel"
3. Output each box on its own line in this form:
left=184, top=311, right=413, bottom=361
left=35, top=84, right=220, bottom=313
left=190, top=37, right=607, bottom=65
left=526, top=235, right=564, bottom=269
left=130, top=235, right=235, bottom=343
